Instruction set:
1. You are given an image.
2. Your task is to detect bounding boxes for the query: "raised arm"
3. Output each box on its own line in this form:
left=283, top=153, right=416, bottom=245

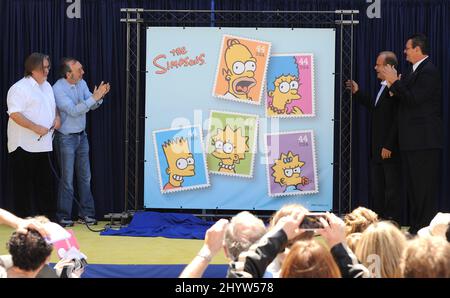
left=179, top=219, right=229, bottom=278
left=0, top=208, right=48, bottom=238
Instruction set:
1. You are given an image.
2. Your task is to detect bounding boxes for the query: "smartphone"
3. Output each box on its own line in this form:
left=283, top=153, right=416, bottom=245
left=299, top=213, right=327, bottom=230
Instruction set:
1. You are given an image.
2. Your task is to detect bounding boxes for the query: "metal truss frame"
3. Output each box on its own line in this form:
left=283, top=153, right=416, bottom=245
left=120, top=9, right=358, bottom=216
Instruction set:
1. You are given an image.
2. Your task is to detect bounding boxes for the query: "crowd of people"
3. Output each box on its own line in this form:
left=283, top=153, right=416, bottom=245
left=180, top=206, right=450, bottom=278
left=1, top=204, right=449, bottom=278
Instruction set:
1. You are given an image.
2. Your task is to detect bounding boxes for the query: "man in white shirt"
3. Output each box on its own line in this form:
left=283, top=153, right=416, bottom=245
left=7, top=53, right=60, bottom=220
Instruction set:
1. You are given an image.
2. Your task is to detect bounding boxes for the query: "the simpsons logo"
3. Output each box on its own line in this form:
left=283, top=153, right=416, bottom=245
left=153, top=46, right=206, bottom=75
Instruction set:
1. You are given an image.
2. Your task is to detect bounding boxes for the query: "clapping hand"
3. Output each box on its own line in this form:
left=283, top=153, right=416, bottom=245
left=93, top=81, right=111, bottom=101
left=380, top=65, right=400, bottom=87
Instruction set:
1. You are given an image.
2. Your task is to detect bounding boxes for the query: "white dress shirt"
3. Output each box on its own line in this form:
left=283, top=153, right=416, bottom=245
left=412, top=56, right=428, bottom=72
left=7, top=77, right=56, bottom=153
left=375, top=80, right=387, bottom=106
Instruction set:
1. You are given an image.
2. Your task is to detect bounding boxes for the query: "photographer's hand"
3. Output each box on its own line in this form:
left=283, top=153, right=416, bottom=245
left=202, top=218, right=229, bottom=257
left=275, top=211, right=306, bottom=240
left=54, top=258, right=84, bottom=278
left=317, top=212, right=346, bottom=249
left=179, top=218, right=229, bottom=278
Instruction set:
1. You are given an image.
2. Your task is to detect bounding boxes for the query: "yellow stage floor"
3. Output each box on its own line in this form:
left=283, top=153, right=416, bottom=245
left=0, top=222, right=228, bottom=265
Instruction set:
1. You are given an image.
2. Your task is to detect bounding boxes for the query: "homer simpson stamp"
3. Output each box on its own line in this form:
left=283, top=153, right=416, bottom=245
left=212, top=35, right=271, bottom=105
left=153, top=125, right=210, bottom=194
left=206, top=110, right=259, bottom=178
left=266, top=54, right=315, bottom=118
left=265, top=130, right=318, bottom=197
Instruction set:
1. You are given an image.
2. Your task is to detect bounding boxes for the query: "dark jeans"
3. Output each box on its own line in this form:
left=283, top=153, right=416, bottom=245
left=8, top=147, right=55, bottom=219
left=54, top=131, right=95, bottom=221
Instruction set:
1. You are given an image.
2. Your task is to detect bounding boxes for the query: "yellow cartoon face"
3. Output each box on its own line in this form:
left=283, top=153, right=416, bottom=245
left=223, top=39, right=257, bottom=98
left=162, top=138, right=195, bottom=180
left=269, top=75, right=301, bottom=105
left=272, top=151, right=305, bottom=187
left=211, top=125, right=249, bottom=163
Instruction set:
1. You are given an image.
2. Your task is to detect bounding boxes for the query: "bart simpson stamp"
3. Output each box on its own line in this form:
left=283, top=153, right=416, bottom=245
left=153, top=125, right=210, bottom=194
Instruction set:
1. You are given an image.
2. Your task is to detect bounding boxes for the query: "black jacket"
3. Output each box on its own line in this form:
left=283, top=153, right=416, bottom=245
left=227, top=229, right=369, bottom=278
left=354, top=86, right=400, bottom=163
left=389, top=58, right=443, bottom=151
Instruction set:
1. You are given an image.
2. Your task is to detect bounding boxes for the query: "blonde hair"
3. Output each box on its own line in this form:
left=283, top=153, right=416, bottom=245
left=280, top=240, right=341, bottom=278
left=269, top=204, right=307, bottom=228
left=269, top=204, right=313, bottom=245
left=401, top=236, right=450, bottom=278
left=344, top=207, right=379, bottom=235
left=355, top=221, right=406, bottom=278
left=346, top=232, right=362, bottom=253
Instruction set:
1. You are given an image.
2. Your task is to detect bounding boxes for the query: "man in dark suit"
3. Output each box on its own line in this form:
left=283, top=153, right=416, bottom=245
left=346, top=51, right=402, bottom=224
left=381, top=33, right=442, bottom=234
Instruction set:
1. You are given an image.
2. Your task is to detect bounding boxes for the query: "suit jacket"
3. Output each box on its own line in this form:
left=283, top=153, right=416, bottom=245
left=389, top=58, right=443, bottom=151
left=354, top=86, right=399, bottom=163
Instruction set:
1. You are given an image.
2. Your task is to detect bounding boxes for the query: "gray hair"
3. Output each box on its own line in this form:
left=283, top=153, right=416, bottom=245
left=223, top=211, right=267, bottom=260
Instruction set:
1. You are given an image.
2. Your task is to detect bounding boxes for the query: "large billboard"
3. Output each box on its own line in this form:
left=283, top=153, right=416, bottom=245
left=144, top=27, right=335, bottom=211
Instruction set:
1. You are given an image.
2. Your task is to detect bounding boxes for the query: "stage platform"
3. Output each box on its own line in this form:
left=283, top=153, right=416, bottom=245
left=0, top=222, right=229, bottom=278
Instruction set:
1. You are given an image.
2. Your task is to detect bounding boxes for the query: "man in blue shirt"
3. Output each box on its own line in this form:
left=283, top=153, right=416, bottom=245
left=53, top=57, right=110, bottom=227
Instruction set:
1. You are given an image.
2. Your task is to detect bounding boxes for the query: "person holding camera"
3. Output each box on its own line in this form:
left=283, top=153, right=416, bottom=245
left=179, top=211, right=267, bottom=278
left=52, top=57, right=110, bottom=227
left=228, top=212, right=370, bottom=278
left=346, top=51, right=403, bottom=225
